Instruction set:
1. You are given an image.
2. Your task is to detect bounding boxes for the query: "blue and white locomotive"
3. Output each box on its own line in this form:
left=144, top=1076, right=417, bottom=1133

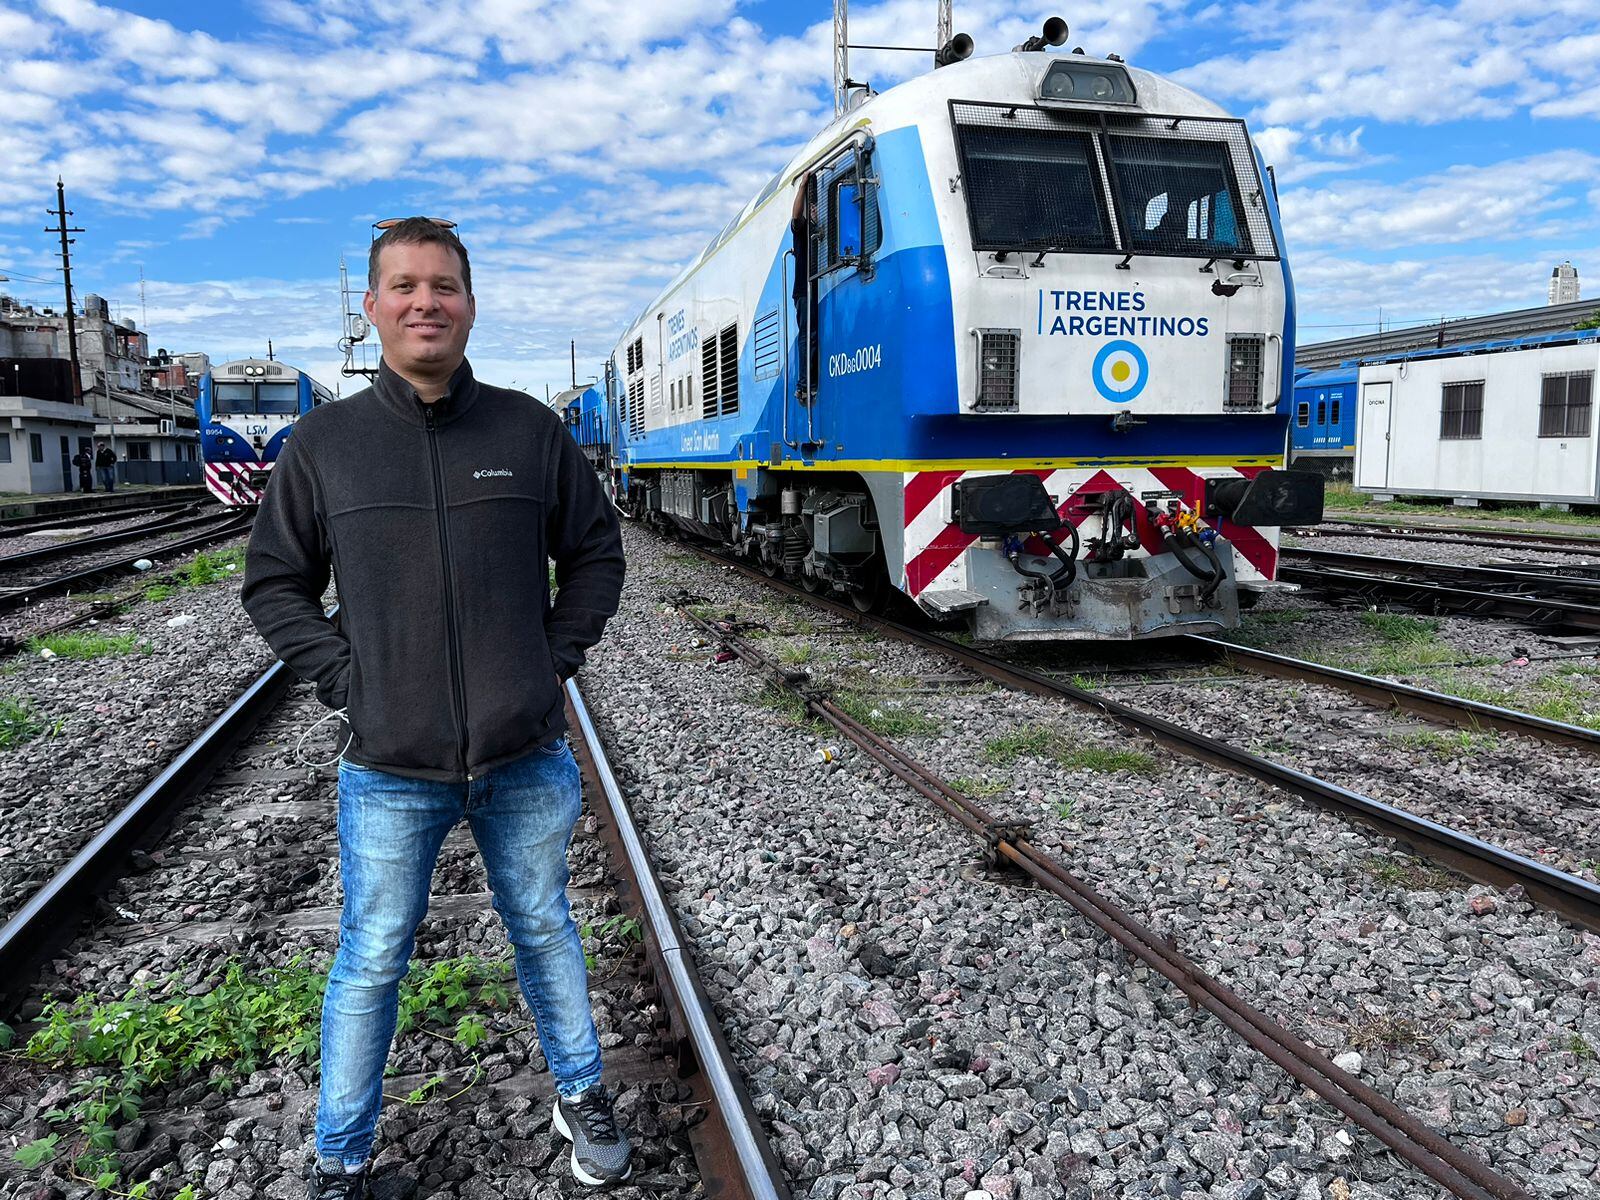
left=605, top=17, right=1322, bottom=640
left=197, top=359, right=335, bottom=506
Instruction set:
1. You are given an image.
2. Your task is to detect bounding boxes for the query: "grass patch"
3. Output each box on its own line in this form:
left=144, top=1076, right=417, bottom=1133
left=24, top=632, right=150, bottom=660
left=143, top=583, right=176, bottom=602
left=175, top=547, right=246, bottom=588
left=1571, top=1034, right=1595, bottom=1061
left=982, top=724, right=1154, bottom=773
left=1362, top=854, right=1461, bottom=892
left=1359, top=611, right=1440, bottom=643
left=777, top=643, right=813, bottom=666
left=833, top=690, right=939, bottom=737
left=1387, top=728, right=1500, bottom=756
left=948, top=776, right=1006, bottom=798
left=0, top=696, right=47, bottom=749
left=13, top=954, right=514, bottom=1185
left=1322, top=481, right=1600, bottom=527
left=755, top=682, right=811, bottom=724
left=1524, top=673, right=1600, bottom=729
left=981, top=725, right=1058, bottom=765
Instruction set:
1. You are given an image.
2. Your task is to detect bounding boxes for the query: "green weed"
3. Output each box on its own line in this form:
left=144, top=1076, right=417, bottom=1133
left=1058, top=747, right=1155, bottom=773
left=1359, top=611, right=1440, bottom=643
left=777, top=643, right=813, bottom=666
left=834, top=690, right=939, bottom=737
left=1388, top=729, right=1499, bottom=756
left=981, top=725, right=1058, bottom=765
left=579, top=914, right=643, bottom=972
left=143, top=584, right=175, bottom=602
left=948, top=776, right=1006, bottom=798
left=755, top=682, right=811, bottom=724
left=1055, top=798, right=1075, bottom=819
left=15, top=954, right=512, bottom=1185
left=1571, top=1034, right=1595, bottom=1061
left=25, top=632, right=150, bottom=660
left=1361, top=855, right=1460, bottom=892
left=982, top=724, right=1153, bottom=773
left=0, top=696, right=46, bottom=749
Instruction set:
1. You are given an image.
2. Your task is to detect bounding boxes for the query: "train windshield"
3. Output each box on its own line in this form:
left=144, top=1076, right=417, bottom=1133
left=256, top=382, right=301, bottom=414
left=956, top=126, right=1114, bottom=251
left=212, top=383, right=256, bottom=415
left=1104, top=135, right=1249, bottom=256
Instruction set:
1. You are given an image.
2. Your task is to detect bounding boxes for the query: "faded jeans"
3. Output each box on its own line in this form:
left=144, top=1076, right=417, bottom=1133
left=315, top=739, right=602, bottom=1167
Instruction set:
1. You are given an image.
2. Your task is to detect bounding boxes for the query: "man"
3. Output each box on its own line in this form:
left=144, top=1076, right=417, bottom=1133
left=94, top=441, right=116, bottom=492
left=72, top=445, right=93, bottom=494
left=241, top=217, right=630, bottom=1198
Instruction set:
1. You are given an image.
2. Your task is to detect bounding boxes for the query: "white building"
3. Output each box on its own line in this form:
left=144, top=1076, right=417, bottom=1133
left=1550, top=261, right=1581, bottom=306
left=1355, top=332, right=1600, bottom=505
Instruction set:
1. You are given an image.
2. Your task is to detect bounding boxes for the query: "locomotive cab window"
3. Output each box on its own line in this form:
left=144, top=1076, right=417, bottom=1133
left=816, top=151, right=881, bottom=274
left=1106, top=135, right=1248, bottom=256
left=256, top=382, right=300, bottom=415
left=954, top=124, right=1114, bottom=251
left=213, top=383, right=256, bottom=415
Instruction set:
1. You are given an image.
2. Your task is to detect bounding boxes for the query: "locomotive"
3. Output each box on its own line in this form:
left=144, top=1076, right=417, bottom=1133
left=603, top=16, right=1322, bottom=640
left=197, top=358, right=334, bottom=506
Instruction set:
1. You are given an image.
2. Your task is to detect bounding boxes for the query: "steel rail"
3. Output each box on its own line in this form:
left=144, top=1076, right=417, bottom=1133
left=0, top=499, right=200, bottom=538
left=1284, top=546, right=1600, bottom=599
left=0, top=488, right=208, bottom=531
left=564, top=680, right=791, bottom=1200
left=0, top=511, right=254, bottom=616
left=1180, top=635, right=1600, bottom=752
left=683, top=608, right=1528, bottom=1200
left=1295, top=520, right=1600, bottom=554
left=673, top=540, right=1600, bottom=932
left=1278, top=563, right=1600, bottom=633
left=0, top=657, right=295, bottom=1016
left=0, top=506, right=222, bottom=571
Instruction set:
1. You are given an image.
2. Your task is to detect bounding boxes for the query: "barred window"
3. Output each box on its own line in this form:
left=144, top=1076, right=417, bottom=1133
left=953, top=123, right=1113, bottom=252
left=1105, top=134, right=1249, bottom=256
left=1296, top=401, right=1309, bottom=428
left=1316, top=400, right=1327, bottom=426
left=1330, top=398, right=1341, bottom=426
left=699, top=322, right=739, bottom=419
left=1440, top=380, right=1484, bottom=440
left=1539, top=372, right=1593, bottom=438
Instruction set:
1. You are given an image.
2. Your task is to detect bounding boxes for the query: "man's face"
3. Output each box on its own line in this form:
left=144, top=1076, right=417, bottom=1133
left=363, top=240, right=475, bottom=378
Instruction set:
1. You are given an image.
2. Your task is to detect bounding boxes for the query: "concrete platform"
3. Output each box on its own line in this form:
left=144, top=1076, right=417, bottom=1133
left=0, top=484, right=208, bottom=523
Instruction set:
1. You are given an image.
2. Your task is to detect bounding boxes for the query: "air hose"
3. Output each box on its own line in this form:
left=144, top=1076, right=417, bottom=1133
left=1147, top=504, right=1225, bottom=604
left=1006, top=520, right=1081, bottom=594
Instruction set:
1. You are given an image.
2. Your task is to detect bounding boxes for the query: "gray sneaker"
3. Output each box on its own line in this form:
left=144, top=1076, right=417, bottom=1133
left=552, top=1084, right=634, bottom=1186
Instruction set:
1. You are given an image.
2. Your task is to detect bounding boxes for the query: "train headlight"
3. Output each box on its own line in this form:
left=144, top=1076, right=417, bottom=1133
left=1039, top=61, right=1136, bottom=105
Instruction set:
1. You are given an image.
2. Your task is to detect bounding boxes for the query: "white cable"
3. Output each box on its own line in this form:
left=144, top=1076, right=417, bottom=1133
left=295, top=706, right=352, bottom=770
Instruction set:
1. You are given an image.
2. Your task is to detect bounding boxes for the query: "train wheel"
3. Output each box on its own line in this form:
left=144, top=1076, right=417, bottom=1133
left=849, top=553, right=888, bottom=613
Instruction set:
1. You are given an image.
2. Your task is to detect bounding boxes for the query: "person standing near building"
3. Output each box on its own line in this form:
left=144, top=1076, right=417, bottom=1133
left=93, top=441, right=116, bottom=492
left=72, top=446, right=93, bottom=493
left=241, top=217, right=630, bottom=1198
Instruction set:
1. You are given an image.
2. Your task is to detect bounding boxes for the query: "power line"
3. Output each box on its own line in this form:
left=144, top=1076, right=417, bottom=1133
left=0, top=263, right=58, bottom=286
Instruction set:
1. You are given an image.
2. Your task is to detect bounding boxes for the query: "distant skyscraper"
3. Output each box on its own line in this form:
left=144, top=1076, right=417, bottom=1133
left=1549, top=260, right=1580, bottom=305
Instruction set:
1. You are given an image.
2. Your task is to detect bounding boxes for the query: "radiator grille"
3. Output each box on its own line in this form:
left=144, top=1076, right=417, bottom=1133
left=975, top=329, right=1021, bottom=412
left=1224, top=335, right=1265, bottom=412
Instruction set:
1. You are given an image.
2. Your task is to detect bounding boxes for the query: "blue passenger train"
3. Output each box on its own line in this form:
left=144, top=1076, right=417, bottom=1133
left=197, top=359, right=335, bottom=506
left=1290, top=367, right=1357, bottom=463
left=598, top=17, right=1323, bottom=640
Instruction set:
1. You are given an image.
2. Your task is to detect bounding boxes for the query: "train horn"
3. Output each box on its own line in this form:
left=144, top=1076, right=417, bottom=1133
left=934, top=32, right=974, bottom=67
left=1015, top=16, right=1069, bottom=52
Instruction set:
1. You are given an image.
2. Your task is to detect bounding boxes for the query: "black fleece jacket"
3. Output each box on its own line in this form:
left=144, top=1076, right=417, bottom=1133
left=241, top=359, right=624, bottom=782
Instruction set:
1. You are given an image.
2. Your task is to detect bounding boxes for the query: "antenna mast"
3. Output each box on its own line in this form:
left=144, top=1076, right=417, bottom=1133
left=338, top=254, right=377, bottom=378
left=936, top=0, right=952, bottom=60
left=833, top=0, right=849, bottom=115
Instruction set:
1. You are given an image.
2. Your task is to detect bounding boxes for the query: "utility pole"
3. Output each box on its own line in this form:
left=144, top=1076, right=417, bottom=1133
left=570, top=339, right=577, bottom=390
left=46, top=178, right=84, bottom=404
left=138, top=263, right=147, bottom=329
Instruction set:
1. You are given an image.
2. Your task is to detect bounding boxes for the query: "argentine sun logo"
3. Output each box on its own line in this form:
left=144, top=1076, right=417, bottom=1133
left=1092, top=339, right=1149, bottom=403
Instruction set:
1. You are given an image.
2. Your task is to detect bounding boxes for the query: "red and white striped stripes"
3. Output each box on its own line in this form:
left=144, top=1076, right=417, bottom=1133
left=204, top=461, right=270, bottom=507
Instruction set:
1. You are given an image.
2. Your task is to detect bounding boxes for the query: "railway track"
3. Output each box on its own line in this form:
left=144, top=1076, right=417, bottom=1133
left=682, top=604, right=1532, bottom=1200
left=0, top=505, right=222, bottom=571
left=672, top=537, right=1600, bottom=933
left=0, top=489, right=209, bottom=533
left=1294, top=520, right=1600, bottom=555
left=0, top=499, right=201, bottom=540
left=1279, top=547, right=1600, bottom=634
left=0, top=648, right=787, bottom=1198
left=0, top=509, right=254, bottom=620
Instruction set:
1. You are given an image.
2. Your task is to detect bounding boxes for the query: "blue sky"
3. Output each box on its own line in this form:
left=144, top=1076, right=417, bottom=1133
left=0, top=0, right=1596, bottom=397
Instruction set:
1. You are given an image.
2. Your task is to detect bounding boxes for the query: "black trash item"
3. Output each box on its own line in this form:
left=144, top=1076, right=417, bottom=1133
left=1206, top=469, right=1324, bottom=527
left=953, top=473, right=1061, bottom=535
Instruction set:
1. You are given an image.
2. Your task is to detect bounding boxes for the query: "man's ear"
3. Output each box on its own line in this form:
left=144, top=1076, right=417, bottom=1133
left=363, top=289, right=377, bottom=321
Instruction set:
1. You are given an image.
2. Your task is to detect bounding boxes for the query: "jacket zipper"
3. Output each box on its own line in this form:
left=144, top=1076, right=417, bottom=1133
left=424, top=404, right=473, bottom=780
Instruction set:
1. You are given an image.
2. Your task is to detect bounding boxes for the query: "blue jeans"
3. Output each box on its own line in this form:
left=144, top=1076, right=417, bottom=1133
left=316, top=739, right=602, bottom=1166
left=98, top=466, right=115, bottom=492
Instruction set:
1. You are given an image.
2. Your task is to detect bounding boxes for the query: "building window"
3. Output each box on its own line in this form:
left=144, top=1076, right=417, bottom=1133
left=1440, top=380, right=1484, bottom=440
left=1296, top=401, right=1309, bottom=428
left=0, top=434, right=11, bottom=463
left=1539, top=372, right=1593, bottom=438
left=30, top=433, right=43, bottom=462
left=127, top=441, right=152, bottom=460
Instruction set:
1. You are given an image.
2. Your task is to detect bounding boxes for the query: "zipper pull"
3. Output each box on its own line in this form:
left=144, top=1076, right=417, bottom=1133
left=424, top=404, right=436, bottom=431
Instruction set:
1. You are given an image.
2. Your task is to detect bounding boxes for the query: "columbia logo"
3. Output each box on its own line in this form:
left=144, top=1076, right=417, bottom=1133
left=473, top=468, right=513, bottom=479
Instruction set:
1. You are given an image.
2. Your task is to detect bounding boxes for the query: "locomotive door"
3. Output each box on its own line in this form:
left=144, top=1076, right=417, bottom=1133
left=1356, top=382, right=1393, bottom=490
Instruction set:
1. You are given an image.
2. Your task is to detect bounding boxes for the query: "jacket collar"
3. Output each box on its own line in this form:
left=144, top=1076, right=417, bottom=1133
left=373, top=357, right=481, bottom=428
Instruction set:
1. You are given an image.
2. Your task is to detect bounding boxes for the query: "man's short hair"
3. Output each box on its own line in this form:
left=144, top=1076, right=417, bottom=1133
left=367, top=217, right=472, bottom=295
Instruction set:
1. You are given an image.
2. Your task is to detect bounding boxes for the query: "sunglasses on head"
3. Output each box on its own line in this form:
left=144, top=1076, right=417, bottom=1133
left=373, top=216, right=458, bottom=231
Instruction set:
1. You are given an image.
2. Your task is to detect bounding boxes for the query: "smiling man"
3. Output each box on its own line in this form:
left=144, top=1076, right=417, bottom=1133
left=241, top=217, right=630, bottom=1196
